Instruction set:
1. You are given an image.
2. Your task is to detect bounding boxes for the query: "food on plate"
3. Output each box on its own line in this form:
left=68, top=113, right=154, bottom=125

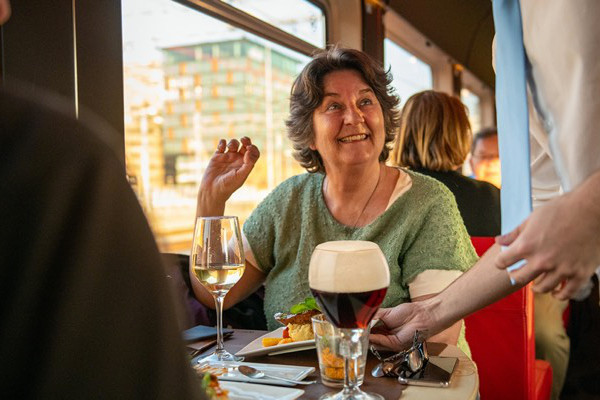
left=199, top=372, right=229, bottom=400
left=261, top=337, right=293, bottom=347
left=262, top=298, right=321, bottom=347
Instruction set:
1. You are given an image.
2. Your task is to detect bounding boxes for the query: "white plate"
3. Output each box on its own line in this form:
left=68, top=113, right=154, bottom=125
left=235, top=327, right=315, bottom=357
left=195, top=360, right=315, bottom=387
left=221, top=381, right=304, bottom=400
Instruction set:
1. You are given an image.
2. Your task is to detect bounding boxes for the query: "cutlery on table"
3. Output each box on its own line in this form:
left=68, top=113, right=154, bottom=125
left=188, top=340, right=217, bottom=358
left=237, top=365, right=316, bottom=385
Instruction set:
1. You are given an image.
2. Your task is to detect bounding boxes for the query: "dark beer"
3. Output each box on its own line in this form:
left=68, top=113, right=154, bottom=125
left=311, top=287, right=387, bottom=329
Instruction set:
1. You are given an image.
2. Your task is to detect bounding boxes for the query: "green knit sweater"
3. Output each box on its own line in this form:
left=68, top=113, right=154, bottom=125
left=243, top=169, right=477, bottom=354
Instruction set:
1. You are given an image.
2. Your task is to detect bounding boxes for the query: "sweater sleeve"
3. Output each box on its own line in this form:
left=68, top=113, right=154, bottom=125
left=400, top=184, right=478, bottom=290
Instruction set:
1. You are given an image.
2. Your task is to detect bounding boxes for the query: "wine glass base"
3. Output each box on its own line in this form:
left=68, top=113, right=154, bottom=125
left=199, top=350, right=244, bottom=363
left=318, top=391, right=384, bottom=400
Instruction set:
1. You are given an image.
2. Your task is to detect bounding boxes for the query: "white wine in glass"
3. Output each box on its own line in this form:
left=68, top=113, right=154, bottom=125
left=193, top=263, right=245, bottom=295
left=309, top=240, right=390, bottom=400
left=191, top=216, right=245, bottom=362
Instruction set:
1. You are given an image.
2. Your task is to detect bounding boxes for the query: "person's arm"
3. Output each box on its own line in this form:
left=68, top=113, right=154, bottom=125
left=191, top=136, right=265, bottom=308
left=371, top=244, right=519, bottom=350
left=190, top=259, right=265, bottom=310
left=496, top=168, right=600, bottom=299
left=411, top=293, right=462, bottom=346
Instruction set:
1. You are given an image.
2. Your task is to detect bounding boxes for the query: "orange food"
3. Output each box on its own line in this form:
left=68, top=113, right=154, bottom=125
left=320, top=348, right=356, bottom=380
left=282, top=327, right=290, bottom=339
left=261, top=337, right=282, bottom=347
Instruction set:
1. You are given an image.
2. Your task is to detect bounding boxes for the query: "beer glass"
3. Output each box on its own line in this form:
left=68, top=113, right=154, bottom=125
left=309, top=240, right=390, bottom=400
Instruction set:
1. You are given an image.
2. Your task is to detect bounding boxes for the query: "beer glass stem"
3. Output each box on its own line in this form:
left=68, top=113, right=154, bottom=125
left=214, top=294, right=225, bottom=353
left=341, top=329, right=362, bottom=395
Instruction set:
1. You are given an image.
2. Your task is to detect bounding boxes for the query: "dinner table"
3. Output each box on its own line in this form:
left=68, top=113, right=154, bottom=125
left=190, top=329, right=479, bottom=400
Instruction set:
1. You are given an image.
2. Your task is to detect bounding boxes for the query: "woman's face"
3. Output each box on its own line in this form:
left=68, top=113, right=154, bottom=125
left=311, top=69, right=386, bottom=171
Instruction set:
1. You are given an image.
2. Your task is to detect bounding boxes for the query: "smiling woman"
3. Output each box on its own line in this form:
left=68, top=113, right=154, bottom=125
left=286, top=47, right=399, bottom=174
left=190, top=48, right=477, bottom=357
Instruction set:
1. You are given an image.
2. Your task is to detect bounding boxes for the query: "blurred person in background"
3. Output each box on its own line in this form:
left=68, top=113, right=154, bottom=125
left=469, top=127, right=501, bottom=188
left=391, top=90, right=500, bottom=237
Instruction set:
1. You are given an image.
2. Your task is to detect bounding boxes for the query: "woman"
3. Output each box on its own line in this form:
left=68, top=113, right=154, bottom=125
left=391, top=90, right=501, bottom=237
left=193, top=48, right=477, bottom=351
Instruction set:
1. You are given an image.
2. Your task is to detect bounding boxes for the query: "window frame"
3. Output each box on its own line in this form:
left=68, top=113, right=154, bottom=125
left=172, top=0, right=329, bottom=57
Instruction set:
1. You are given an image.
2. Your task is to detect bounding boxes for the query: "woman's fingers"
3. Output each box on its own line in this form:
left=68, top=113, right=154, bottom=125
left=227, top=139, right=240, bottom=152
left=215, top=137, right=253, bottom=154
left=216, top=139, right=227, bottom=153
left=239, top=137, right=252, bottom=156
left=243, top=144, right=260, bottom=163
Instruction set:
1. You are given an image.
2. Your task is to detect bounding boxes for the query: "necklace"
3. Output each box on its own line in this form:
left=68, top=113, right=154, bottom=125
left=324, top=166, right=383, bottom=228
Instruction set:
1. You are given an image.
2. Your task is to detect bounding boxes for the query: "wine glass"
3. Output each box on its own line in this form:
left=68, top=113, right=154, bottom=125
left=309, top=240, right=390, bottom=400
left=190, top=216, right=245, bottom=362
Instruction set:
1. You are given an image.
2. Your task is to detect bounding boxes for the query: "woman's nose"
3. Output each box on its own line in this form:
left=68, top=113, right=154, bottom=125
left=344, top=104, right=365, bottom=125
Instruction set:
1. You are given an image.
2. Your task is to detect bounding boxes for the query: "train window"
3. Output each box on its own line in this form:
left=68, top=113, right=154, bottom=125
left=461, top=88, right=482, bottom=134
left=383, top=38, right=432, bottom=106
left=122, top=0, right=312, bottom=252
left=220, top=0, right=326, bottom=48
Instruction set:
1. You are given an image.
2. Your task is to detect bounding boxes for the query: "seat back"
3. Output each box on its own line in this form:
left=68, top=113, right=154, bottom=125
left=465, top=237, right=536, bottom=400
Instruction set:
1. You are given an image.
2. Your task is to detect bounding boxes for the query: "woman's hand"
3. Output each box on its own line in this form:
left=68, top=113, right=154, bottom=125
left=197, top=137, right=260, bottom=216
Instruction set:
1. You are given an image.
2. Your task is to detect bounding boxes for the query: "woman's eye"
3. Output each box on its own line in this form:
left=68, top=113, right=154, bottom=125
left=326, top=103, right=341, bottom=111
left=360, top=98, right=373, bottom=106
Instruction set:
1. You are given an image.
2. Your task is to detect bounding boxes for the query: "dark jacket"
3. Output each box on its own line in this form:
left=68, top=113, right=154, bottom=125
left=414, top=168, right=501, bottom=237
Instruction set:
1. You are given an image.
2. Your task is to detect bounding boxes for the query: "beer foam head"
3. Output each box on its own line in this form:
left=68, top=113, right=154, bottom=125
left=308, top=240, right=390, bottom=293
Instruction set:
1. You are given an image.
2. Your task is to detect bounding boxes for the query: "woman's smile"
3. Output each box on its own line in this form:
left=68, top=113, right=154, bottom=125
left=338, top=133, right=370, bottom=143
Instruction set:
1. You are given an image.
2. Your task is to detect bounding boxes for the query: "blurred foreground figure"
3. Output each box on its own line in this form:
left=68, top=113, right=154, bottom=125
left=0, top=1, right=204, bottom=393
left=0, top=85, right=205, bottom=400
left=370, top=5, right=600, bottom=392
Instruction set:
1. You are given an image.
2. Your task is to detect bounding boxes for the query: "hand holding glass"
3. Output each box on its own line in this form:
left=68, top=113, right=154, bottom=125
left=190, top=216, right=245, bottom=362
left=309, top=240, right=390, bottom=400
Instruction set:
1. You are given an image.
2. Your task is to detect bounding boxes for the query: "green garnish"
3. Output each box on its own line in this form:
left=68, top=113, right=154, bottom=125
left=201, top=372, right=212, bottom=389
left=200, top=373, right=216, bottom=397
left=290, top=297, right=321, bottom=314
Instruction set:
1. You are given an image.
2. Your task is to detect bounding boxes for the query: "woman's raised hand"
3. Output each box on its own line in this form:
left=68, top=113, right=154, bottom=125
left=197, top=137, right=260, bottom=216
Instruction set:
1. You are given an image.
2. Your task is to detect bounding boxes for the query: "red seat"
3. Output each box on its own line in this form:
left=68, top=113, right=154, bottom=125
left=465, top=237, right=552, bottom=400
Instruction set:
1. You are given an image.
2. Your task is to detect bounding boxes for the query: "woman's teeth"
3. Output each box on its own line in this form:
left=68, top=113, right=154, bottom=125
left=339, top=134, right=368, bottom=143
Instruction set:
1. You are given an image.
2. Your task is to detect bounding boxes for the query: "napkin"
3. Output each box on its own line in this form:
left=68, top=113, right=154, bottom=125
left=183, top=325, right=233, bottom=342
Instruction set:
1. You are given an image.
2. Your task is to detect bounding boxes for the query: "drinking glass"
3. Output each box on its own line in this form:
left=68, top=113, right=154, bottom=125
left=190, top=216, right=245, bottom=362
left=309, top=240, right=390, bottom=400
left=312, top=314, right=369, bottom=388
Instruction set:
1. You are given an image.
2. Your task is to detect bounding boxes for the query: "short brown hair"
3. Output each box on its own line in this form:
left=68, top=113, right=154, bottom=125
left=471, top=127, right=498, bottom=154
left=391, top=90, right=471, bottom=171
left=286, top=47, right=400, bottom=173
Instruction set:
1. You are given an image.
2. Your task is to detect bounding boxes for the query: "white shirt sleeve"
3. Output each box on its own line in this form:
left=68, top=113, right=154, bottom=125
left=521, top=0, right=600, bottom=192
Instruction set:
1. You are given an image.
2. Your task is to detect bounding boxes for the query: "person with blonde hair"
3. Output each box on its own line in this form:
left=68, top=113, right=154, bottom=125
left=391, top=90, right=500, bottom=237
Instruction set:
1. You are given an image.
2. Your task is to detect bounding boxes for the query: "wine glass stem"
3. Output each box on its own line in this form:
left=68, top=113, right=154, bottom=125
left=214, top=294, right=226, bottom=352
